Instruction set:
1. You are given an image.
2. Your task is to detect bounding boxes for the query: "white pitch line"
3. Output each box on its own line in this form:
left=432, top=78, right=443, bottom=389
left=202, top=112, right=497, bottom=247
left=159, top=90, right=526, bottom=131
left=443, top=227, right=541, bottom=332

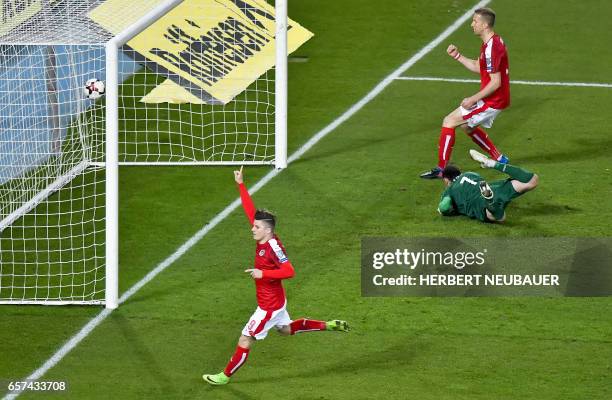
left=396, top=76, right=612, bottom=88
left=2, top=1, right=492, bottom=398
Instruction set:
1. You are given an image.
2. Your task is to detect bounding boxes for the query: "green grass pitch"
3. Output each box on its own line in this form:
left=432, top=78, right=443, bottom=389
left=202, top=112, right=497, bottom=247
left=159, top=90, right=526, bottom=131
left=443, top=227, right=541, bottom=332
left=1, top=0, right=611, bottom=399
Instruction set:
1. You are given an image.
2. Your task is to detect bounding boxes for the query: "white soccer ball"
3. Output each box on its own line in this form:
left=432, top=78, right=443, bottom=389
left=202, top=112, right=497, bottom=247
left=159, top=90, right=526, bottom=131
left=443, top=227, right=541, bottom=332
left=84, top=78, right=105, bottom=100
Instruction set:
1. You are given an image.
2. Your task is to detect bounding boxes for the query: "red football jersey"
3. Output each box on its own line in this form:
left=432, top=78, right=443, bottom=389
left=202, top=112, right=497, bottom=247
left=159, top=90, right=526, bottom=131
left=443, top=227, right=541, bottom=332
left=238, top=183, right=294, bottom=311
left=479, top=34, right=510, bottom=109
left=253, top=235, right=290, bottom=311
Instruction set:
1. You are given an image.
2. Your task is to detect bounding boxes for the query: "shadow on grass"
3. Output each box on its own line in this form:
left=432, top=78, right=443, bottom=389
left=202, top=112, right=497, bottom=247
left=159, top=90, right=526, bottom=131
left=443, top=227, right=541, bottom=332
left=512, top=137, right=612, bottom=165
left=565, top=239, right=612, bottom=296
left=235, top=341, right=423, bottom=384
left=202, top=385, right=261, bottom=400
left=510, top=202, right=581, bottom=217
left=294, top=129, right=410, bottom=165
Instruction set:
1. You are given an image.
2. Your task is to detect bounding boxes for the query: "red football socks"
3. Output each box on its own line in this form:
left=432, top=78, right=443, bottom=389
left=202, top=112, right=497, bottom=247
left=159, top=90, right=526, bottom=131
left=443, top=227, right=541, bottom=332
left=437, top=127, right=456, bottom=169
left=224, top=345, right=250, bottom=377
left=468, top=127, right=501, bottom=160
left=289, top=318, right=327, bottom=335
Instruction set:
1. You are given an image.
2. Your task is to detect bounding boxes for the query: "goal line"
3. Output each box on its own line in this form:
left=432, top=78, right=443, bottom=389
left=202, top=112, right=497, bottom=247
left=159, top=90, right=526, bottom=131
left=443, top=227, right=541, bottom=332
left=395, top=76, right=612, bottom=88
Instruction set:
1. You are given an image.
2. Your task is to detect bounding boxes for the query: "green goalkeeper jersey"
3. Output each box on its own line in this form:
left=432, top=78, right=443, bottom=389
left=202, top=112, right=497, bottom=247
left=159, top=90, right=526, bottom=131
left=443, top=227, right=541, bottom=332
left=439, top=172, right=488, bottom=221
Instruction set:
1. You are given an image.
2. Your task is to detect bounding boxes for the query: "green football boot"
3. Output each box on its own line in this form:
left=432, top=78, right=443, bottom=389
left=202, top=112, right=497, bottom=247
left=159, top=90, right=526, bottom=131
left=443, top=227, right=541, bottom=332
left=326, top=320, right=350, bottom=332
left=203, top=372, right=230, bottom=386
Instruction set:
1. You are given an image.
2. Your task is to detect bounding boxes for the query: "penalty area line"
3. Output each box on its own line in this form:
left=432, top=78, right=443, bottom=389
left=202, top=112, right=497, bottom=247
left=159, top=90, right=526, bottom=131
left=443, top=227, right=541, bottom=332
left=2, top=0, right=493, bottom=399
left=396, top=76, right=612, bottom=88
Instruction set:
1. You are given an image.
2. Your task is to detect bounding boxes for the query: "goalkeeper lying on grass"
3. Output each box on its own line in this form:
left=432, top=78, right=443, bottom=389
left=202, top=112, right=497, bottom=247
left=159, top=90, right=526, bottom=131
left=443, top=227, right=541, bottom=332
left=438, top=150, right=539, bottom=222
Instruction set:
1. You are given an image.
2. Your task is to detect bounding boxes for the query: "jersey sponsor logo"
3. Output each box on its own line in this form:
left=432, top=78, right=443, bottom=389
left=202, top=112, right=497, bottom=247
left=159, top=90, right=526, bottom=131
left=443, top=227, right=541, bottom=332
left=258, top=249, right=265, bottom=256
left=269, top=239, right=288, bottom=263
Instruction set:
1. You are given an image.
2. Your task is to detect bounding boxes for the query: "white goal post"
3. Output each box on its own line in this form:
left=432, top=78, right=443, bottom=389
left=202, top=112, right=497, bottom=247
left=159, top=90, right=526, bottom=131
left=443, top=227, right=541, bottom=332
left=0, top=0, right=288, bottom=308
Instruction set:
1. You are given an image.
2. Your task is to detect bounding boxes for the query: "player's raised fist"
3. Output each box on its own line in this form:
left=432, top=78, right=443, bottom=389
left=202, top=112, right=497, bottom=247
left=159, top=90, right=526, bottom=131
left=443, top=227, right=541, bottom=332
left=234, top=165, right=244, bottom=184
left=447, top=44, right=459, bottom=58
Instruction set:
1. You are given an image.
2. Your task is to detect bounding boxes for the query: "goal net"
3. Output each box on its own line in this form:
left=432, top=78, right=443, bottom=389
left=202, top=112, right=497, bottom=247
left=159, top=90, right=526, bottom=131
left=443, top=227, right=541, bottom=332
left=0, top=0, right=300, bottom=307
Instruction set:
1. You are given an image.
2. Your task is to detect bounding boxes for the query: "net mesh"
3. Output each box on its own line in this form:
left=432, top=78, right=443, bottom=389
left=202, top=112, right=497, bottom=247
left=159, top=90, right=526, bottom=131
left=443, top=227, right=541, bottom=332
left=117, top=66, right=275, bottom=163
left=0, top=0, right=278, bottom=304
left=2, top=1, right=107, bottom=45
left=0, top=43, right=106, bottom=303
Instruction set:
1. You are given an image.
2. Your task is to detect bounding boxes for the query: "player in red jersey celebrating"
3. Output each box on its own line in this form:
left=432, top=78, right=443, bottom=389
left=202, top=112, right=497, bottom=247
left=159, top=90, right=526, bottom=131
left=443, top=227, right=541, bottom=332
left=421, top=7, right=511, bottom=179
left=203, top=167, right=349, bottom=386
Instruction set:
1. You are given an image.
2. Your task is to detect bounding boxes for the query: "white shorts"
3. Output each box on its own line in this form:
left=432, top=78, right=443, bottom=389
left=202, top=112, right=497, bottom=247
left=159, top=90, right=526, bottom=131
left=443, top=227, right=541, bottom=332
left=242, top=302, right=292, bottom=340
left=460, top=100, right=502, bottom=128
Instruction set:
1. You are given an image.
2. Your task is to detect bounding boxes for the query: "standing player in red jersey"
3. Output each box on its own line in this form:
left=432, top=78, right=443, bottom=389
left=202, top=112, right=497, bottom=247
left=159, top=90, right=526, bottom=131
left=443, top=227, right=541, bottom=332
left=203, top=167, right=350, bottom=386
left=420, top=7, right=511, bottom=179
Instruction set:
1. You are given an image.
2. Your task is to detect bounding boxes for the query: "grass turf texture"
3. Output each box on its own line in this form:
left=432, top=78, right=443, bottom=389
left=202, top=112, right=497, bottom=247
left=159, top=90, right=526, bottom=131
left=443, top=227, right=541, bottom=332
left=1, top=0, right=611, bottom=399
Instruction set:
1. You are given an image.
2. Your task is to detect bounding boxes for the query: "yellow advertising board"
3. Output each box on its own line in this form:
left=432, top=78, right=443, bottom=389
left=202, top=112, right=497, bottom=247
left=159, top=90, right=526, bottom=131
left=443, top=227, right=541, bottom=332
left=89, top=0, right=313, bottom=104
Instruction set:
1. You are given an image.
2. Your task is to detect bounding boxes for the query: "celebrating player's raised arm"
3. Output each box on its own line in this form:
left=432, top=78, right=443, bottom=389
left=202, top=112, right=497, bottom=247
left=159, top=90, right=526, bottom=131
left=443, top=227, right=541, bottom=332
left=234, top=166, right=256, bottom=224
left=447, top=44, right=479, bottom=74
